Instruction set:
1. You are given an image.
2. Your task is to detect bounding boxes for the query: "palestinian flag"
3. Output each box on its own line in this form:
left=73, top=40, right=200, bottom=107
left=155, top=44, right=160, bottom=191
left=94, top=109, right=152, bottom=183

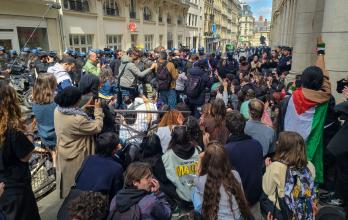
left=284, top=88, right=328, bottom=183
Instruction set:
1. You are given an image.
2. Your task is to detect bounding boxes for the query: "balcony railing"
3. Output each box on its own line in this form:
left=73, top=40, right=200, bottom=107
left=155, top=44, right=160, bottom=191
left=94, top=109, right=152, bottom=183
left=64, top=0, right=89, bottom=12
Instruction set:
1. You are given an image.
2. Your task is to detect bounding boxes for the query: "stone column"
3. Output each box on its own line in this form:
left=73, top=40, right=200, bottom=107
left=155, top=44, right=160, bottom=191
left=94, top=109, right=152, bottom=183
left=289, top=0, right=297, bottom=47
left=290, top=0, right=318, bottom=75
left=278, top=4, right=285, bottom=45
left=95, top=0, right=105, bottom=48
left=322, top=0, right=348, bottom=102
left=283, top=0, right=291, bottom=45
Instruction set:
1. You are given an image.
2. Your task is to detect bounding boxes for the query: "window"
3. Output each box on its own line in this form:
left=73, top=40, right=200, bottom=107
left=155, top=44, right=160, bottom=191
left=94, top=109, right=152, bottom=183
left=143, top=7, right=152, bottom=21
left=131, top=34, right=138, bottom=47
left=106, top=35, right=122, bottom=50
left=167, top=14, right=172, bottom=24
left=17, top=27, right=49, bottom=50
left=178, top=35, right=183, bottom=47
left=63, top=0, right=89, bottom=12
left=130, top=0, right=136, bottom=19
left=159, top=35, right=163, bottom=46
left=144, top=35, right=154, bottom=50
left=177, top=16, right=183, bottom=25
left=159, top=10, right=163, bottom=23
left=103, top=0, right=119, bottom=16
left=69, top=34, right=93, bottom=52
left=167, top=32, right=173, bottom=49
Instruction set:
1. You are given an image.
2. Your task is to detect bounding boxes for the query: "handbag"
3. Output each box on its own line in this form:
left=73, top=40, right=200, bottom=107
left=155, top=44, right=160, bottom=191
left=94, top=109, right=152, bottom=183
left=260, top=187, right=292, bottom=220
left=57, top=158, right=89, bottom=220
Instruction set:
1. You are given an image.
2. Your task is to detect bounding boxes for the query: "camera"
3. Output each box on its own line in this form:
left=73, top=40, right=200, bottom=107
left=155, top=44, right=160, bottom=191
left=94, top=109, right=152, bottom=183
left=336, top=79, right=348, bottom=93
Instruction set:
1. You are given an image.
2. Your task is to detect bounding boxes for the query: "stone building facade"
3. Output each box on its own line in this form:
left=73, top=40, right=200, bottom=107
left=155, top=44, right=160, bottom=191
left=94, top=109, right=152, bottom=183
left=0, top=0, right=190, bottom=54
left=238, top=2, right=254, bottom=47
left=271, top=0, right=348, bottom=100
left=251, top=16, right=271, bottom=46
left=185, top=0, right=204, bottom=49
left=203, top=0, right=240, bottom=53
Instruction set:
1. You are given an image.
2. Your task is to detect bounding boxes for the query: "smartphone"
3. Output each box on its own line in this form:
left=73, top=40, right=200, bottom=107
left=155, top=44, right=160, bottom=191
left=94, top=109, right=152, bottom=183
left=337, top=79, right=348, bottom=93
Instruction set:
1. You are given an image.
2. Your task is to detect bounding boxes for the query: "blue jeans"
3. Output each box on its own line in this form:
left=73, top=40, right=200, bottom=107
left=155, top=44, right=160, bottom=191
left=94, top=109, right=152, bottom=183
left=159, top=89, right=177, bottom=109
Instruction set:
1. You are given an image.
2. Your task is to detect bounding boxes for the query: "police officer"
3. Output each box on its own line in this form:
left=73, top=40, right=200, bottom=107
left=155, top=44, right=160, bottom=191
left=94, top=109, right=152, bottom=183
left=0, top=46, right=8, bottom=71
left=48, top=50, right=58, bottom=67
left=34, top=51, right=49, bottom=73
left=7, top=50, right=19, bottom=65
left=19, top=47, right=31, bottom=68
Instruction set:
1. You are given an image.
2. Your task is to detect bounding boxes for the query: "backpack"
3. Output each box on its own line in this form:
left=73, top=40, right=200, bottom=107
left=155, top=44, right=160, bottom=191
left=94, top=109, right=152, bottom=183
left=284, top=166, right=316, bottom=220
left=107, top=204, right=141, bottom=220
left=186, top=74, right=202, bottom=98
left=156, top=61, right=172, bottom=90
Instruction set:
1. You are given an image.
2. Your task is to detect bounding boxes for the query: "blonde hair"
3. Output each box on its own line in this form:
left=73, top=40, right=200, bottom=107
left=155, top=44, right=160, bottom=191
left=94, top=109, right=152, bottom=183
left=32, top=73, right=57, bottom=104
left=274, top=131, right=308, bottom=168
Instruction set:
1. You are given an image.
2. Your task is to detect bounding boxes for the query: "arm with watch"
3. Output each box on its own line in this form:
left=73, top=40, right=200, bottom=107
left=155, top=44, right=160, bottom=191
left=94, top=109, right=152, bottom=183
left=315, top=37, right=331, bottom=96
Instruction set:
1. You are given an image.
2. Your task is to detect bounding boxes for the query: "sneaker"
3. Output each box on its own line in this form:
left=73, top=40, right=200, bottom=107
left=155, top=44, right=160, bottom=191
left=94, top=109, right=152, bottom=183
left=320, top=192, right=344, bottom=207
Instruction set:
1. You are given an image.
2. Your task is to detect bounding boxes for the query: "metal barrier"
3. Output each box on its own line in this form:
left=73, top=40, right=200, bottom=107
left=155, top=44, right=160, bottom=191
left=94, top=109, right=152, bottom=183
left=114, top=109, right=191, bottom=144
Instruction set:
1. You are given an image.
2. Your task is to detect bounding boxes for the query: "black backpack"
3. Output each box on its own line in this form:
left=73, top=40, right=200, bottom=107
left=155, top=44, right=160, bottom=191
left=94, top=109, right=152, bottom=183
left=107, top=204, right=141, bottom=220
left=156, top=61, right=172, bottom=90
left=186, top=74, right=202, bottom=98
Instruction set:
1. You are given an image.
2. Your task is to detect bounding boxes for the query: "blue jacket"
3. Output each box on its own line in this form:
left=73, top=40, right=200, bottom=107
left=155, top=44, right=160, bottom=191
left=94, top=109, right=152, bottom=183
left=224, top=135, right=263, bottom=206
left=32, top=102, right=57, bottom=147
left=75, top=155, right=123, bottom=199
left=187, top=66, right=212, bottom=105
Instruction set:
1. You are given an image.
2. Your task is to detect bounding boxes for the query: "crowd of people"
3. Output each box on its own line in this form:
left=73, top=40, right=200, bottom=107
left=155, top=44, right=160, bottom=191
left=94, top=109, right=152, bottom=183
left=0, top=36, right=347, bottom=220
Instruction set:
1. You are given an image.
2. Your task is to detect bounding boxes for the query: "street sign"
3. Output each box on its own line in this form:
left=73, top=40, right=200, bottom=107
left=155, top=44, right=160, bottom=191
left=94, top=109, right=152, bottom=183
left=212, top=23, right=216, bottom=33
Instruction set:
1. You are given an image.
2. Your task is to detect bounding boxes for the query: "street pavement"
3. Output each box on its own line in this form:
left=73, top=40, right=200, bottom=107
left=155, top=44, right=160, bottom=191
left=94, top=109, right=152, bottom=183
left=38, top=190, right=62, bottom=220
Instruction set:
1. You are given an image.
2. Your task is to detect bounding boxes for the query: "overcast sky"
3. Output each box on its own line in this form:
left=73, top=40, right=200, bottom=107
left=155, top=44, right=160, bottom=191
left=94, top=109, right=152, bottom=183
left=243, top=0, right=273, bottom=21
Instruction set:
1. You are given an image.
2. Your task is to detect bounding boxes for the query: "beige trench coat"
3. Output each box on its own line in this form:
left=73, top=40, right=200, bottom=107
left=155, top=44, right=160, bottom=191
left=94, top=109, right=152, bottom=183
left=54, top=107, right=104, bottom=198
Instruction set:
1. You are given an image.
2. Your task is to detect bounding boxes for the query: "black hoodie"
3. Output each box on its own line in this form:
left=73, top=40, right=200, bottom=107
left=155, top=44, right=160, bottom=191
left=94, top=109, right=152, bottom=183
left=115, top=188, right=149, bottom=212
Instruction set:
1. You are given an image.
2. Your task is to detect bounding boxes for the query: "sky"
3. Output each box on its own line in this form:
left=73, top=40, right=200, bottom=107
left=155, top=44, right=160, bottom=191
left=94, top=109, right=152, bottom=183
left=243, top=0, right=273, bottom=21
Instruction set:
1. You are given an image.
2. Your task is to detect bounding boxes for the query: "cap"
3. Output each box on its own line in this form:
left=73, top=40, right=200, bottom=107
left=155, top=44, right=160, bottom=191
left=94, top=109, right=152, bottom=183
left=61, top=57, right=76, bottom=64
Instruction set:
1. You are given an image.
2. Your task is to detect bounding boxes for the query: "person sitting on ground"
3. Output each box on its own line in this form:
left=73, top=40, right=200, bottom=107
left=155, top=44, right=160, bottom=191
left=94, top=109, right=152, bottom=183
left=240, top=89, right=256, bottom=120
left=32, top=73, right=58, bottom=169
left=47, top=56, right=75, bottom=93
left=185, top=116, right=204, bottom=151
left=135, top=134, right=180, bottom=209
left=162, top=125, right=200, bottom=209
left=244, top=99, right=276, bottom=157
left=75, top=132, right=123, bottom=199
left=156, top=110, right=184, bottom=153
left=224, top=111, right=264, bottom=219
left=108, top=162, right=172, bottom=220
left=202, top=98, right=229, bottom=145
left=193, top=142, right=252, bottom=220
left=68, top=191, right=108, bottom=220
left=262, top=131, right=317, bottom=219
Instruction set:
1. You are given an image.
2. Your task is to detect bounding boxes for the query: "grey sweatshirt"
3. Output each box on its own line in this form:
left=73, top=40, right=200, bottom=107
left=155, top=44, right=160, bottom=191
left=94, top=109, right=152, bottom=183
left=118, top=55, right=152, bottom=88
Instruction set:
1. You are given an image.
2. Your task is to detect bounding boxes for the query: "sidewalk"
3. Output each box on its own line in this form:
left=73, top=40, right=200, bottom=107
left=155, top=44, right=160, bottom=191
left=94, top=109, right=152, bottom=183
left=38, top=190, right=62, bottom=220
